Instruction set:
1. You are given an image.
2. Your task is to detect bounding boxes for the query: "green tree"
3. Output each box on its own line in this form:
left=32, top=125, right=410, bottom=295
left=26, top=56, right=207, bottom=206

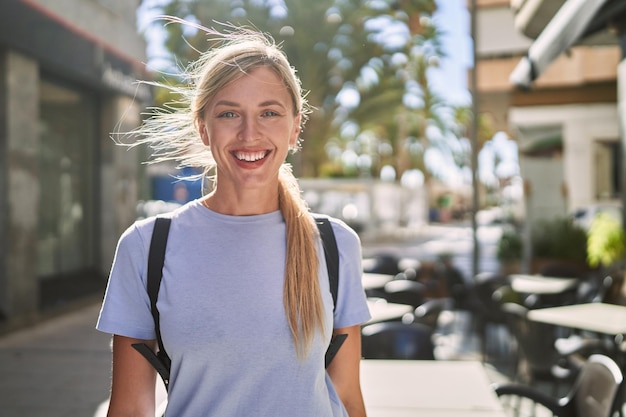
left=328, top=8, right=455, bottom=181
left=141, top=0, right=454, bottom=178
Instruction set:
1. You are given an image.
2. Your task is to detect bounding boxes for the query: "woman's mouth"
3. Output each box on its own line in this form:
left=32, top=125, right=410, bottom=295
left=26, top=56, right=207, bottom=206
left=233, top=150, right=270, bottom=162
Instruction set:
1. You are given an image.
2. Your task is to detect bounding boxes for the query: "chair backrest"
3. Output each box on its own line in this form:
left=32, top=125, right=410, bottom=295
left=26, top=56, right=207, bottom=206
left=501, top=302, right=562, bottom=378
left=570, top=354, right=623, bottom=417
left=361, top=321, right=435, bottom=360
left=382, top=280, right=426, bottom=308
left=473, top=273, right=511, bottom=324
left=364, top=253, right=401, bottom=275
left=409, top=298, right=447, bottom=330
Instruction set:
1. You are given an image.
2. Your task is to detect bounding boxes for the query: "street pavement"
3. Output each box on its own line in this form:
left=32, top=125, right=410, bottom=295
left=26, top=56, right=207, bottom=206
left=0, top=222, right=502, bottom=417
left=0, top=303, right=112, bottom=417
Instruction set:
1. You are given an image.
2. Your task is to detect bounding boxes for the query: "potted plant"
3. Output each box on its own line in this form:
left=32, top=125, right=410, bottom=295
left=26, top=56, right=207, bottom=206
left=530, top=217, right=588, bottom=276
left=587, top=212, right=626, bottom=269
left=497, top=227, right=523, bottom=275
left=586, top=212, right=626, bottom=304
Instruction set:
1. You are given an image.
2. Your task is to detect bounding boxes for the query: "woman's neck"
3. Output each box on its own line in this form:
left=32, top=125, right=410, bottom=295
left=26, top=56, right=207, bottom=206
left=202, top=188, right=279, bottom=216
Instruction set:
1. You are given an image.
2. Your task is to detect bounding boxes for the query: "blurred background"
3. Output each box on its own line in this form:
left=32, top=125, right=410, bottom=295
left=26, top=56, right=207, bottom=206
left=0, top=0, right=625, bottom=352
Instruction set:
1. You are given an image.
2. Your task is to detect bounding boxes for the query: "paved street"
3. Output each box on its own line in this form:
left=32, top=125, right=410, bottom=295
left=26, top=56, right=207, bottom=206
left=0, top=303, right=111, bottom=417
left=0, top=222, right=502, bottom=416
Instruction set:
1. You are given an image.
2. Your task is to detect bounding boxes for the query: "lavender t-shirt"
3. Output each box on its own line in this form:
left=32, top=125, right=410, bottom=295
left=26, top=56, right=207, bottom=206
left=96, top=200, right=371, bottom=416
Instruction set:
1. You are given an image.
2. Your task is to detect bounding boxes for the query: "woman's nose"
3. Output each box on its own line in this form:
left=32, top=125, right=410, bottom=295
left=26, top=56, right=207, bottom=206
left=237, top=116, right=259, bottom=141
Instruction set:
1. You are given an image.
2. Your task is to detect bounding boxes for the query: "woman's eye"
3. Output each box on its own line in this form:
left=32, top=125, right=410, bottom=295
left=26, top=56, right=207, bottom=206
left=262, top=110, right=279, bottom=117
left=218, top=111, right=236, bottom=118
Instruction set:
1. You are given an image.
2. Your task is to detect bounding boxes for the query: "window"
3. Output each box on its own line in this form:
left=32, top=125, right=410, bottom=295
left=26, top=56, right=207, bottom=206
left=594, top=139, right=621, bottom=200
left=37, top=79, right=99, bottom=304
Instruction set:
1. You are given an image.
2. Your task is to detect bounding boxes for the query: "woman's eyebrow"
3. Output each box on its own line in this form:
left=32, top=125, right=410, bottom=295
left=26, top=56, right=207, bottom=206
left=214, top=100, right=239, bottom=108
left=259, top=100, right=287, bottom=108
left=214, top=99, right=285, bottom=108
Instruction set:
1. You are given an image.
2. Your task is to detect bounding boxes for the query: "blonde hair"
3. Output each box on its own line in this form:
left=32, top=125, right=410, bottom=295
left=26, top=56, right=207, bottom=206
left=130, top=20, right=324, bottom=356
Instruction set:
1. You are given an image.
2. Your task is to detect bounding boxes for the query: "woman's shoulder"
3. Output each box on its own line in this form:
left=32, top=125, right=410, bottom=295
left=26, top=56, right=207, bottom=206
left=312, top=213, right=361, bottom=248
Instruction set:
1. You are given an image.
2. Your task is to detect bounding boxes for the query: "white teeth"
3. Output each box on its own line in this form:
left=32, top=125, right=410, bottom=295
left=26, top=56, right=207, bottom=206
left=235, top=151, right=266, bottom=162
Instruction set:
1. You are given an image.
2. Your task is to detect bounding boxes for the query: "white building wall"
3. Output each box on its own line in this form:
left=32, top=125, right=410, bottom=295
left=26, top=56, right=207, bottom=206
left=32, top=0, right=145, bottom=61
left=477, top=6, right=532, bottom=56
left=510, top=103, right=619, bottom=215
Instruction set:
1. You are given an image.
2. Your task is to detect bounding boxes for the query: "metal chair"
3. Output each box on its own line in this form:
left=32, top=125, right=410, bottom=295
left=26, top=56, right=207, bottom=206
left=401, top=297, right=449, bottom=331
left=381, top=279, right=426, bottom=308
left=494, top=354, right=624, bottom=417
left=472, top=273, right=518, bottom=361
left=361, top=321, right=435, bottom=360
left=501, top=302, right=583, bottom=395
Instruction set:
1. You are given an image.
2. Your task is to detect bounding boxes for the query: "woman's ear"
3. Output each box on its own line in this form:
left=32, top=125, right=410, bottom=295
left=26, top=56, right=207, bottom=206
left=198, top=120, right=210, bottom=146
left=289, top=113, right=302, bottom=148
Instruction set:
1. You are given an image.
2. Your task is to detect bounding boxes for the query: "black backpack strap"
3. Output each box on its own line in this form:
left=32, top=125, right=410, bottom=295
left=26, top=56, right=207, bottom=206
left=315, top=216, right=347, bottom=368
left=132, top=216, right=172, bottom=390
left=315, top=217, right=339, bottom=311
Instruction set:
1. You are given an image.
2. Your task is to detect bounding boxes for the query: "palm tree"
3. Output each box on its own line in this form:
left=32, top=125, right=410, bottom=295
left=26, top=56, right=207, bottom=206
left=141, top=0, right=455, bottom=179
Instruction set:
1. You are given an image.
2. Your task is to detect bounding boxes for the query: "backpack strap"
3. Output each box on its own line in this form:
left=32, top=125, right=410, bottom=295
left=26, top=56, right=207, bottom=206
left=315, top=217, right=339, bottom=311
left=147, top=218, right=171, bottom=364
left=314, top=216, right=347, bottom=368
left=132, top=216, right=172, bottom=390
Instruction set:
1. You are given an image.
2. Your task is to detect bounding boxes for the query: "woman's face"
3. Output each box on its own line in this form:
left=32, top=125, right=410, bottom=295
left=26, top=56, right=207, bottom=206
left=199, top=66, right=300, bottom=193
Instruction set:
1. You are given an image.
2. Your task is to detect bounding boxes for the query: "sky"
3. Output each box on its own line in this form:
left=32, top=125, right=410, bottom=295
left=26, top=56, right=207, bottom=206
left=431, top=0, right=472, bottom=106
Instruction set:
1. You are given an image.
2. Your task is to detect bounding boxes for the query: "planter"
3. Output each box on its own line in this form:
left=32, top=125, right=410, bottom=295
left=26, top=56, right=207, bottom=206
left=529, top=258, right=590, bottom=277
left=499, top=260, right=521, bottom=276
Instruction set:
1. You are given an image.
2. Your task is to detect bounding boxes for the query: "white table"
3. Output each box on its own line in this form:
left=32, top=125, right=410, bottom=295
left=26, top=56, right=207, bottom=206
left=509, top=274, right=578, bottom=295
left=360, top=360, right=507, bottom=417
left=363, top=272, right=394, bottom=290
left=366, top=299, right=413, bottom=324
left=528, top=302, right=626, bottom=335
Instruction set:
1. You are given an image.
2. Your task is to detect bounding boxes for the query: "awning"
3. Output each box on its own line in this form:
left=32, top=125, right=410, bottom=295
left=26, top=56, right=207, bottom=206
left=519, top=136, right=562, bottom=156
left=510, top=0, right=626, bottom=89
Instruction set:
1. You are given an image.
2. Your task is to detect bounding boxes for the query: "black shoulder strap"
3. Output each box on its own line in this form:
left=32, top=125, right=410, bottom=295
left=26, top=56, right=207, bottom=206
left=314, top=216, right=347, bottom=368
left=132, top=216, right=172, bottom=390
left=315, top=217, right=339, bottom=311
left=148, top=217, right=171, bottom=360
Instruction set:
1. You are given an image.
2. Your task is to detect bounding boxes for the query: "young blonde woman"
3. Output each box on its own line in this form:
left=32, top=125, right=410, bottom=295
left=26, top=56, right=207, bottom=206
left=97, top=23, right=370, bottom=416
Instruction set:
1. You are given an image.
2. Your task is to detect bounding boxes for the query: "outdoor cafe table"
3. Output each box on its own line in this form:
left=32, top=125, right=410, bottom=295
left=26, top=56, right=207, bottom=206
left=363, top=272, right=395, bottom=291
left=366, top=299, right=413, bottom=324
left=527, top=302, right=626, bottom=336
left=509, top=274, right=579, bottom=295
left=360, top=360, right=507, bottom=417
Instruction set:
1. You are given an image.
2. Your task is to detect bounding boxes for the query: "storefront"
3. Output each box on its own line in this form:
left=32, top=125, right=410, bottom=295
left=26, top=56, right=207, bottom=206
left=0, top=0, right=149, bottom=329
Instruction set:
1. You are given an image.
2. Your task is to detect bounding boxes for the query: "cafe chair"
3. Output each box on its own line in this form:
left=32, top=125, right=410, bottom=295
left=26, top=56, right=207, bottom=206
left=494, top=354, right=623, bottom=417
left=472, top=273, right=518, bottom=361
left=381, top=279, right=426, bottom=308
left=361, top=321, right=435, bottom=360
left=401, top=298, right=449, bottom=331
left=362, top=253, right=401, bottom=276
left=501, top=302, right=581, bottom=395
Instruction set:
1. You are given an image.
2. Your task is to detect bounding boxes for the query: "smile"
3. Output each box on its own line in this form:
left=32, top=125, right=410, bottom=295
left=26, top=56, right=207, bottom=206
left=233, top=150, right=269, bottom=162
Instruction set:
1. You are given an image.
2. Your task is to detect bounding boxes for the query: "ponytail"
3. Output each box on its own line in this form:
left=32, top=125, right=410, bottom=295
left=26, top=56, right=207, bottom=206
left=278, top=165, right=326, bottom=357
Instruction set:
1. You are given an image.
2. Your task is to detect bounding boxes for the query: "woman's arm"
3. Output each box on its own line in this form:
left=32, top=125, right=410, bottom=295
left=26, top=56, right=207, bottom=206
left=327, top=325, right=367, bottom=417
left=107, top=335, right=158, bottom=417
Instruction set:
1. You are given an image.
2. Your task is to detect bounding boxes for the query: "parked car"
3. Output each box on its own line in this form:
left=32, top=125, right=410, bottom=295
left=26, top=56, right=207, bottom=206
left=570, top=202, right=622, bottom=230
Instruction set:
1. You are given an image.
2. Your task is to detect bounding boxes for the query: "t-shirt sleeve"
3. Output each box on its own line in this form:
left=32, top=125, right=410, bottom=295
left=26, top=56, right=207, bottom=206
left=96, top=220, right=156, bottom=340
left=330, top=219, right=371, bottom=329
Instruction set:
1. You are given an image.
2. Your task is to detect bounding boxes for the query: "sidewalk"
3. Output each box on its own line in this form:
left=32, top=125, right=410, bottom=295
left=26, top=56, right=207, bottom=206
left=0, top=302, right=112, bottom=417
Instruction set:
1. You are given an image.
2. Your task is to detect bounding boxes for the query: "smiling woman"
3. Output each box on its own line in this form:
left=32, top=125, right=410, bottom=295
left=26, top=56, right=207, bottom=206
left=97, top=19, right=371, bottom=417
left=196, top=66, right=301, bottom=204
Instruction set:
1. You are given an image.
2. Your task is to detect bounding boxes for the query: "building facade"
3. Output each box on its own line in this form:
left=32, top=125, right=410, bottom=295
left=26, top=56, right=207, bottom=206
left=0, top=0, right=149, bottom=330
left=475, top=0, right=622, bottom=221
